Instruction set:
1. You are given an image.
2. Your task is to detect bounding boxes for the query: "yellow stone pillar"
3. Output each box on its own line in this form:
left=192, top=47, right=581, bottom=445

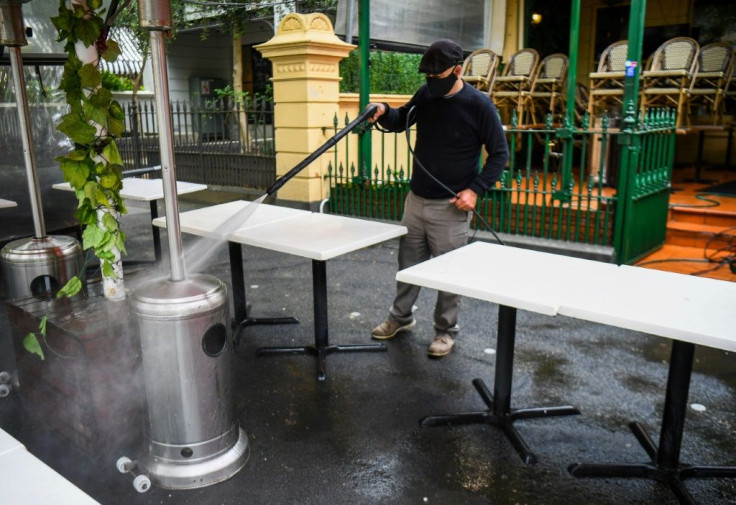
left=255, top=13, right=355, bottom=207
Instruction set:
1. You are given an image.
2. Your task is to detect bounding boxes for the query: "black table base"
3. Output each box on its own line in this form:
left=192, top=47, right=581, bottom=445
left=569, top=340, right=736, bottom=505
left=421, top=305, right=580, bottom=465
left=229, top=242, right=299, bottom=347
left=257, top=259, right=386, bottom=381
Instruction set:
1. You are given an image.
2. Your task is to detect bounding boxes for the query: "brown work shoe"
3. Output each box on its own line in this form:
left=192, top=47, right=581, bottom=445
left=428, top=334, right=455, bottom=357
left=371, top=318, right=416, bottom=340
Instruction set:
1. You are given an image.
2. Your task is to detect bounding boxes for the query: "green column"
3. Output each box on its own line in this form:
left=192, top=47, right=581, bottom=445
left=358, top=0, right=371, bottom=179
left=613, top=0, right=647, bottom=263
left=554, top=0, right=581, bottom=201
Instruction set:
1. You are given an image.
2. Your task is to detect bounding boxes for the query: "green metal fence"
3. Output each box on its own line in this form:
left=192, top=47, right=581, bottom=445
left=326, top=106, right=675, bottom=264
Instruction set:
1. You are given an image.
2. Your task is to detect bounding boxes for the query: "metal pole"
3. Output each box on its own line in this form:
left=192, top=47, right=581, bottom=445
left=139, top=0, right=186, bottom=281
left=358, top=0, right=371, bottom=179
left=9, top=46, right=45, bottom=238
left=1, top=0, right=46, bottom=238
left=345, top=0, right=354, bottom=45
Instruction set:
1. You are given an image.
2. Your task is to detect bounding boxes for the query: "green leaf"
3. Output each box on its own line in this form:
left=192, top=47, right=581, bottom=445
left=23, top=333, right=45, bottom=360
left=59, top=157, right=90, bottom=189
left=88, top=0, right=103, bottom=9
left=39, top=314, right=47, bottom=336
left=83, top=101, right=108, bottom=127
left=98, top=172, right=119, bottom=190
left=57, top=113, right=97, bottom=145
left=94, top=187, right=110, bottom=208
left=75, top=205, right=97, bottom=226
left=79, top=63, right=101, bottom=89
left=82, top=223, right=106, bottom=249
left=101, top=141, right=123, bottom=166
left=101, top=260, right=115, bottom=278
left=88, top=88, right=112, bottom=108
left=102, top=39, right=121, bottom=62
left=74, top=17, right=102, bottom=47
left=115, top=230, right=127, bottom=255
left=106, top=117, right=125, bottom=138
left=109, top=100, right=125, bottom=120
left=101, top=211, right=119, bottom=232
left=57, top=276, right=82, bottom=298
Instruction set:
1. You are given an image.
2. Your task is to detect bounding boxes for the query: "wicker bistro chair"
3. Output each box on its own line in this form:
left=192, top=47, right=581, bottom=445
left=688, top=42, right=734, bottom=124
left=492, top=48, right=540, bottom=124
left=641, top=37, right=700, bottom=128
left=526, top=53, right=569, bottom=124
left=460, top=48, right=500, bottom=94
left=587, top=40, right=629, bottom=115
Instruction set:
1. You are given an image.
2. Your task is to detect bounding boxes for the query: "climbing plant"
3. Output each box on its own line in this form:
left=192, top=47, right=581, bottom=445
left=52, top=0, right=128, bottom=298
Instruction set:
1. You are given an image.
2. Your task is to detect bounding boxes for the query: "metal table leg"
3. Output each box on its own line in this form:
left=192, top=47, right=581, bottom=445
left=257, top=259, right=386, bottom=381
left=421, top=305, right=580, bottom=465
left=228, top=241, right=299, bottom=347
left=569, top=339, right=736, bottom=505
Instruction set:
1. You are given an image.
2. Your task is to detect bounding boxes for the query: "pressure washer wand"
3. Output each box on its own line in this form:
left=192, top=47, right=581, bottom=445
left=265, top=105, right=377, bottom=197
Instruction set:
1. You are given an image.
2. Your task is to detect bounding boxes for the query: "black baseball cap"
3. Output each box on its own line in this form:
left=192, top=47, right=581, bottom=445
left=418, top=39, right=464, bottom=74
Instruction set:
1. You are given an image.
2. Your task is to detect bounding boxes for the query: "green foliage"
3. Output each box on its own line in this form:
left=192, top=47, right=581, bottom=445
left=53, top=0, right=127, bottom=283
left=101, top=70, right=135, bottom=92
left=340, top=51, right=424, bottom=94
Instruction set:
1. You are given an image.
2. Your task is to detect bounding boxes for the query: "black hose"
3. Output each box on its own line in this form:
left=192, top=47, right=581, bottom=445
left=265, top=105, right=377, bottom=196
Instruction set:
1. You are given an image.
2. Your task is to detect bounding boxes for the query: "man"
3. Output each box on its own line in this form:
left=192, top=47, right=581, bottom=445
left=368, top=39, right=508, bottom=357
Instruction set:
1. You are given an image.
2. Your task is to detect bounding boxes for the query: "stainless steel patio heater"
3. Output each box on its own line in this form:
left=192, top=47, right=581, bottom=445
left=0, top=0, right=82, bottom=301
left=121, top=0, right=248, bottom=491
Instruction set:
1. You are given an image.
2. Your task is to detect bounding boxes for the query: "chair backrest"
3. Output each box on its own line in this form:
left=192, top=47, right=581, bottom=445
left=503, top=48, right=539, bottom=77
left=696, top=42, right=732, bottom=74
left=649, top=37, right=699, bottom=73
left=597, top=40, right=628, bottom=73
left=537, top=53, right=568, bottom=80
left=461, top=49, right=498, bottom=80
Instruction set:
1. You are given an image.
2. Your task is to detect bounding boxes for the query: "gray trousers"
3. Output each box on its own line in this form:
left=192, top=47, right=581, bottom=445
left=389, top=191, right=470, bottom=334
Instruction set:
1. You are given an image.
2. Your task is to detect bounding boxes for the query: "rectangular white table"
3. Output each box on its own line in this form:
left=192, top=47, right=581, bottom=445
left=155, top=201, right=408, bottom=380
left=0, top=429, right=99, bottom=504
left=397, top=241, right=736, bottom=504
left=561, top=266, right=736, bottom=505
left=0, top=199, right=17, bottom=209
left=54, top=177, right=207, bottom=263
left=396, top=241, right=621, bottom=464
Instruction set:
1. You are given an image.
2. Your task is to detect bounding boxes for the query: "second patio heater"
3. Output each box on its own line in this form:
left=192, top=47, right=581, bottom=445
left=122, top=0, right=248, bottom=491
left=0, top=0, right=82, bottom=301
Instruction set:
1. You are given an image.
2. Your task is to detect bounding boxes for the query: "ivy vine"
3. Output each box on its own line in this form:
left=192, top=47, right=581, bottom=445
left=52, top=0, right=128, bottom=283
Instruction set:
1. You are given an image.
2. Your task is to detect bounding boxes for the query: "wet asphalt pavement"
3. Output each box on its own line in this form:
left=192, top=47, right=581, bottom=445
left=1, top=192, right=735, bottom=505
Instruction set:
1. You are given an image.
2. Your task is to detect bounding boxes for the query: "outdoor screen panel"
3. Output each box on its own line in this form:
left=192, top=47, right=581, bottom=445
left=335, top=0, right=486, bottom=52
left=1, top=1, right=66, bottom=63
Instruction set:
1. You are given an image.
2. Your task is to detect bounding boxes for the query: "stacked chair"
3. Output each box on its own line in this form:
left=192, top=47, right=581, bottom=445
left=492, top=48, right=540, bottom=124
left=460, top=49, right=499, bottom=95
left=526, top=53, right=569, bottom=124
left=587, top=40, right=629, bottom=116
left=687, top=42, right=734, bottom=125
left=640, top=37, right=699, bottom=127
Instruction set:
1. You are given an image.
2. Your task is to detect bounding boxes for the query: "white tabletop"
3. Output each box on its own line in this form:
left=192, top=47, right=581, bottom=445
left=397, top=241, right=736, bottom=353
left=0, top=429, right=99, bottom=504
left=53, top=177, right=207, bottom=202
left=156, top=201, right=407, bottom=262
left=0, top=198, right=17, bottom=209
left=152, top=200, right=309, bottom=238
left=396, top=241, right=621, bottom=316
left=230, top=212, right=408, bottom=261
left=559, top=265, right=736, bottom=352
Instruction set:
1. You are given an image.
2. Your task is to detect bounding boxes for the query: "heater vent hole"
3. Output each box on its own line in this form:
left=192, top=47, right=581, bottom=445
left=30, top=275, right=60, bottom=297
left=202, top=323, right=228, bottom=357
left=180, top=448, right=193, bottom=458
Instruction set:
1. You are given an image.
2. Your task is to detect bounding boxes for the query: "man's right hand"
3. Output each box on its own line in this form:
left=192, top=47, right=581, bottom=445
left=367, top=103, right=385, bottom=123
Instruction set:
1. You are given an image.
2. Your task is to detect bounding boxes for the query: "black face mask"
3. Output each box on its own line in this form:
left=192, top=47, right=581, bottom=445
left=425, top=71, right=457, bottom=98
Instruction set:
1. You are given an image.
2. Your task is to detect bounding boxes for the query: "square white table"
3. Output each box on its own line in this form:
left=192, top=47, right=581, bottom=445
left=396, top=241, right=622, bottom=464
left=562, top=266, right=736, bottom=505
left=54, top=177, right=207, bottom=263
left=0, top=199, right=17, bottom=209
left=154, top=200, right=308, bottom=330
left=155, top=202, right=407, bottom=380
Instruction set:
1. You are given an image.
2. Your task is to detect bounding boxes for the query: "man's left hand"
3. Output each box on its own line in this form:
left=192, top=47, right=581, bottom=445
left=450, top=189, right=477, bottom=211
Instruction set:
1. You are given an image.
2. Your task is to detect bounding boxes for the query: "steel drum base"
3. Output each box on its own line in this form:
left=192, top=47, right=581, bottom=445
left=138, top=427, right=249, bottom=490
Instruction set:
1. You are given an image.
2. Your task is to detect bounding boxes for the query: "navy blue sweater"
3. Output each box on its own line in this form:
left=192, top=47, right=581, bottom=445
left=378, top=82, right=508, bottom=199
